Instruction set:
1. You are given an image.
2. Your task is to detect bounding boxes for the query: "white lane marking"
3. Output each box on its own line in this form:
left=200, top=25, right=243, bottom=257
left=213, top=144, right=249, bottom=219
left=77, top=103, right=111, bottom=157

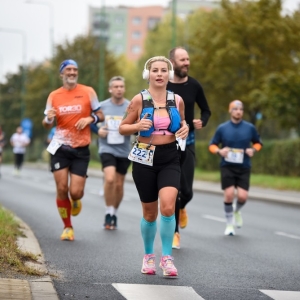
left=275, top=231, right=300, bottom=240
left=112, top=284, right=204, bottom=300
left=202, top=214, right=226, bottom=223
left=260, top=290, right=300, bottom=300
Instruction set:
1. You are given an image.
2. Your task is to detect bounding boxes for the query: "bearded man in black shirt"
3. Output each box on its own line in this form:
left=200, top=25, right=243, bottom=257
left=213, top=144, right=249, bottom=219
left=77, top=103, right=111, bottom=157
left=167, top=47, right=211, bottom=249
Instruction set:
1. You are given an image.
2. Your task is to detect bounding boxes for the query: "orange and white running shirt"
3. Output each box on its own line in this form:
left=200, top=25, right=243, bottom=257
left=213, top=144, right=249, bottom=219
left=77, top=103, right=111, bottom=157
left=44, top=84, right=101, bottom=148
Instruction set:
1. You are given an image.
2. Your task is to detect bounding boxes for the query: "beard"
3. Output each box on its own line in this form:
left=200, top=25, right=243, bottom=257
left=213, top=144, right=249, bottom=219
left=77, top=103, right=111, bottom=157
left=174, top=65, right=189, bottom=78
left=63, top=75, right=78, bottom=85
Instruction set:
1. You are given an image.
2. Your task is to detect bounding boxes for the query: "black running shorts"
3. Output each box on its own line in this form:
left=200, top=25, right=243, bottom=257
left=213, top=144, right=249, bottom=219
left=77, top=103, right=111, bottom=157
left=51, top=145, right=90, bottom=177
left=132, top=141, right=181, bottom=203
left=100, top=153, right=131, bottom=175
left=221, top=165, right=251, bottom=191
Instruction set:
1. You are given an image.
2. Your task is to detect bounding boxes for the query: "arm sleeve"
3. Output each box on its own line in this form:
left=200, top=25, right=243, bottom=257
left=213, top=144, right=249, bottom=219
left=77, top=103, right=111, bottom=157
left=195, top=84, right=211, bottom=127
left=88, top=87, right=101, bottom=112
left=90, top=123, right=99, bottom=135
left=251, top=126, right=263, bottom=151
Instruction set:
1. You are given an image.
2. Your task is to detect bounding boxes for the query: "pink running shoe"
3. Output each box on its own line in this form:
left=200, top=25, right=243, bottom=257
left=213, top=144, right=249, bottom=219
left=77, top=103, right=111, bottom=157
left=159, top=255, right=178, bottom=277
left=141, top=254, right=156, bottom=275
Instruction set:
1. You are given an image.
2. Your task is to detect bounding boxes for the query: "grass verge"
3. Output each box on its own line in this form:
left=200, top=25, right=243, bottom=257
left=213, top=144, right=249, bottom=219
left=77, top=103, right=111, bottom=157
left=194, top=169, right=300, bottom=191
left=0, top=205, right=43, bottom=277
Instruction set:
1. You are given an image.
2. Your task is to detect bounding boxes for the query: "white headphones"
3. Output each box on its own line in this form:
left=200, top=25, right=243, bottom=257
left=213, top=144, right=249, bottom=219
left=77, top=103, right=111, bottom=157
left=142, top=57, right=174, bottom=81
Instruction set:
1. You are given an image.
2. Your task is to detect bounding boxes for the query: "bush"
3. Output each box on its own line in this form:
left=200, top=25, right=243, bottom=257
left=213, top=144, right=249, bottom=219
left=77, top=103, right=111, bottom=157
left=196, top=138, right=300, bottom=176
left=3, top=137, right=300, bottom=177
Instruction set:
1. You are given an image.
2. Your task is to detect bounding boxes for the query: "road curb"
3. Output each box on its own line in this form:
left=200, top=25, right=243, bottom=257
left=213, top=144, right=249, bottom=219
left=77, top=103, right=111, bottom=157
left=16, top=216, right=59, bottom=300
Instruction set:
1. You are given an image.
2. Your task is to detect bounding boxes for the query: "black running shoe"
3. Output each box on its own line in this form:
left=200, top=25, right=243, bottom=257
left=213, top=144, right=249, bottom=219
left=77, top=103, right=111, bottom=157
left=110, top=215, right=117, bottom=230
left=103, top=214, right=111, bottom=230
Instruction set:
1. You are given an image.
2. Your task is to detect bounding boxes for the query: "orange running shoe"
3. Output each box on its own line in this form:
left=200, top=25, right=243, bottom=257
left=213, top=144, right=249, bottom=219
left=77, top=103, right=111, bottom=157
left=71, top=199, right=82, bottom=216
left=172, top=232, right=180, bottom=249
left=60, top=227, right=74, bottom=241
left=179, top=208, right=188, bottom=229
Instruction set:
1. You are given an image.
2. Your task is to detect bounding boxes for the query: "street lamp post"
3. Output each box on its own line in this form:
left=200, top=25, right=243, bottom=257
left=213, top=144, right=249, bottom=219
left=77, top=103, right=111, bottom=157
left=99, top=0, right=106, bottom=102
left=0, top=28, right=27, bottom=120
left=26, top=0, right=55, bottom=89
left=172, top=0, right=177, bottom=48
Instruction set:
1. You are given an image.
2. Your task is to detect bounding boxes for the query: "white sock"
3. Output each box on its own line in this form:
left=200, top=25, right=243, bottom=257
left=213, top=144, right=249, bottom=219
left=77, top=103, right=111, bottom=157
left=105, top=206, right=114, bottom=216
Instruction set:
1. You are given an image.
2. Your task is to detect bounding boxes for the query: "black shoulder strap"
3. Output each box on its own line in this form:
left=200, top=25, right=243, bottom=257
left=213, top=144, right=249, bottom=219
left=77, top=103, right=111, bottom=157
left=166, top=90, right=176, bottom=108
left=140, top=89, right=154, bottom=108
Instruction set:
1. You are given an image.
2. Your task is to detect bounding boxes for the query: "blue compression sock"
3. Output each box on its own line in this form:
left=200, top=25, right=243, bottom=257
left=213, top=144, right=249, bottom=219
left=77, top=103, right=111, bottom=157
left=160, top=214, right=175, bottom=256
left=140, top=218, right=157, bottom=254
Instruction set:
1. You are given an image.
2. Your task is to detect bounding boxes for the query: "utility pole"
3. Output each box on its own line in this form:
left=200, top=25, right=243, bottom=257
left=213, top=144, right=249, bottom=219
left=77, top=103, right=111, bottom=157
left=99, top=0, right=106, bottom=101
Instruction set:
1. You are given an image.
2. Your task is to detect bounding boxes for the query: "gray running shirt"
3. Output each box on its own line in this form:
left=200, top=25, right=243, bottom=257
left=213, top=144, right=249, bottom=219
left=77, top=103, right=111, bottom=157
left=98, top=98, right=131, bottom=157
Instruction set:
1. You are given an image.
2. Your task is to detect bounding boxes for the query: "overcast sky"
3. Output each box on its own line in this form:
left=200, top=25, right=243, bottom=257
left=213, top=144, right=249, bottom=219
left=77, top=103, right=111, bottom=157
left=0, top=0, right=299, bottom=83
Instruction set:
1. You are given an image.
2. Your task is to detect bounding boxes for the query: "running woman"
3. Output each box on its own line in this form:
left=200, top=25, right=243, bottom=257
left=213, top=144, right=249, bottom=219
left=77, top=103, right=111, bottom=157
left=119, top=56, right=189, bottom=277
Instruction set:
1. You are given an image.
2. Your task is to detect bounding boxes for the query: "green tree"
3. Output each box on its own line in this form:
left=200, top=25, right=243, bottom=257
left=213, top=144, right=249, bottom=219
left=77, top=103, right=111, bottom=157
left=1, top=35, right=121, bottom=145
left=0, top=69, right=25, bottom=139
left=187, top=0, right=300, bottom=129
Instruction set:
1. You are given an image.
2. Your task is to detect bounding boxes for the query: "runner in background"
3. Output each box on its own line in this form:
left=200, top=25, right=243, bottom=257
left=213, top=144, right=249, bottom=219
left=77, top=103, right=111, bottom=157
left=10, top=126, right=30, bottom=176
left=91, top=76, right=131, bottom=230
left=42, top=59, right=104, bottom=241
left=167, top=47, right=211, bottom=249
left=209, top=100, right=262, bottom=236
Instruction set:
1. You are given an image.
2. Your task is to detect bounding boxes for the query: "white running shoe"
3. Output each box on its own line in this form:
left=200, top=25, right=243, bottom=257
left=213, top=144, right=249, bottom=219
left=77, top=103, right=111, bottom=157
left=234, top=211, right=243, bottom=228
left=224, top=224, right=235, bottom=236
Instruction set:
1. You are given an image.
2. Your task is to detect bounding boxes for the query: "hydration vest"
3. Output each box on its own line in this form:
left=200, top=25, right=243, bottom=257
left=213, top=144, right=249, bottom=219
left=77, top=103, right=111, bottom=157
left=139, top=89, right=181, bottom=137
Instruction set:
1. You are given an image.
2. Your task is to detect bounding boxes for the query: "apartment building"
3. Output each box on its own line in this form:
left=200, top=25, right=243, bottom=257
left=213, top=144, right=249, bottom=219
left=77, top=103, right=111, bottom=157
left=88, top=1, right=219, bottom=61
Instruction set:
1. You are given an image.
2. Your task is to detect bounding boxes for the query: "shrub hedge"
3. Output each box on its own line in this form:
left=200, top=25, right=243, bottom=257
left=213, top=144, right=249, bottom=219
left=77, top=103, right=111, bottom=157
left=2, top=138, right=300, bottom=177
left=196, top=138, right=300, bottom=176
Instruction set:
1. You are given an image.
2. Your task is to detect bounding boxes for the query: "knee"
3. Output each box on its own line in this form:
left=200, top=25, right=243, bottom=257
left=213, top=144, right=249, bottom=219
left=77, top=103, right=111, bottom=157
left=160, top=204, right=175, bottom=217
left=57, top=184, right=68, bottom=196
left=105, top=177, right=115, bottom=186
left=70, top=187, right=84, bottom=200
left=143, top=211, right=157, bottom=222
left=238, top=193, right=248, bottom=203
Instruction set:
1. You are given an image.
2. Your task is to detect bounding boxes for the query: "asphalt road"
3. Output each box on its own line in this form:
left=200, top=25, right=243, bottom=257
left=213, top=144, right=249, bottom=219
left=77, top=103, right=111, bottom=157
left=0, top=165, right=299, bottom=300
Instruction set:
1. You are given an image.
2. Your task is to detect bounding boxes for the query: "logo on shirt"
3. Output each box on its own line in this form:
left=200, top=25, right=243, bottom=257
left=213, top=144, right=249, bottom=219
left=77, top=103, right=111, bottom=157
left=58, top=105, right=82, bottom=115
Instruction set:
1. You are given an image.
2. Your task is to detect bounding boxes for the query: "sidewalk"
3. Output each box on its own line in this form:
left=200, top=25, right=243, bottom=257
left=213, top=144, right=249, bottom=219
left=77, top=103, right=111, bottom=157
left=0, top=216, right=59, bottom=300
left=1, top=163, right=299, bottom=300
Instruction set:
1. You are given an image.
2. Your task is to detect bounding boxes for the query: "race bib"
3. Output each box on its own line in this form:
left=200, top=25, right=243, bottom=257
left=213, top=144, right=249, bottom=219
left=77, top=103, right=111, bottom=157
left=225, top=148, right=244, bottom=163
left=106, top=115, right=124, bottom=144
left=47, top=139, right=61, bottom=155
left=128, top=143, right=156, bottom=166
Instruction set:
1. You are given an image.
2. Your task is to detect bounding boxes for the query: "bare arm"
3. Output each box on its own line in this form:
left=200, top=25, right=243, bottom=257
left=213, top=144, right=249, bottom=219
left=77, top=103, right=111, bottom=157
left=119, top=94, right=152, bottom=136
left=42, top=107, right=56, bottom=129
